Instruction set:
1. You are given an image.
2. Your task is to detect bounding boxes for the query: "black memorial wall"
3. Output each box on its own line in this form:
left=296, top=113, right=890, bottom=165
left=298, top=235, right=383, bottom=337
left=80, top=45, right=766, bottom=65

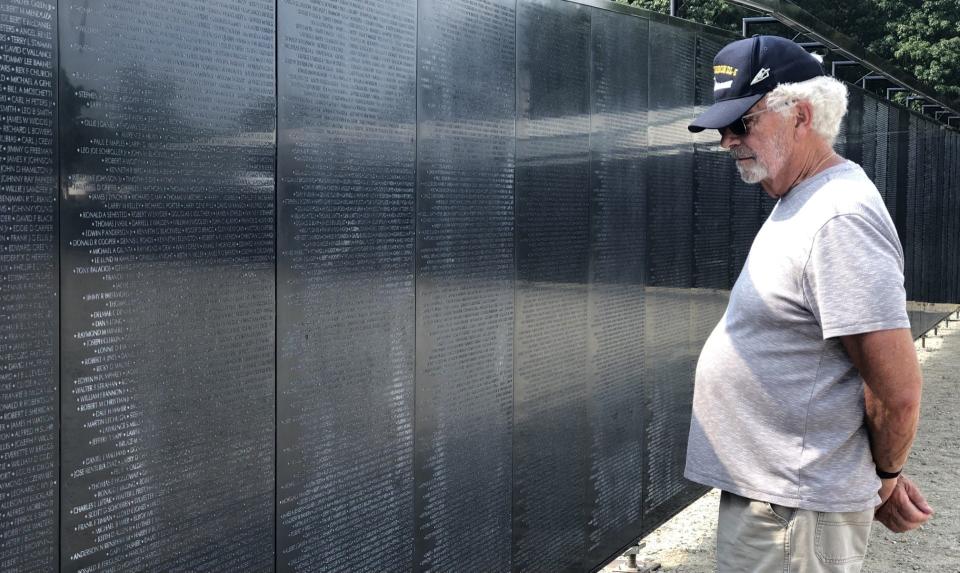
left=0, top=1, right=58, bottom=571
left=1, top=0, right=959, bottom=571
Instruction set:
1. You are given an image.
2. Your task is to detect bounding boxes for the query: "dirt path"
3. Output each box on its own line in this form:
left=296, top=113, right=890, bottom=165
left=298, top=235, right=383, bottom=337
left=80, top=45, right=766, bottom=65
left=604, top=315, right=960, bottom=572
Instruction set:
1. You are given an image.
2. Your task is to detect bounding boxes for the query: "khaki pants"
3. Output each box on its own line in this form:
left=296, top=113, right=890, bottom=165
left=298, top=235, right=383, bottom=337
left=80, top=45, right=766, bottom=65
left=717, top=491, right=874, bottom=573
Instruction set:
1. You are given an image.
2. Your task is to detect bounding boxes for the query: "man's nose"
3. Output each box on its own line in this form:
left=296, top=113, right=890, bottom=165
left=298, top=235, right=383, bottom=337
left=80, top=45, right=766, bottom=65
left=719, top=128, right=739, bottom=149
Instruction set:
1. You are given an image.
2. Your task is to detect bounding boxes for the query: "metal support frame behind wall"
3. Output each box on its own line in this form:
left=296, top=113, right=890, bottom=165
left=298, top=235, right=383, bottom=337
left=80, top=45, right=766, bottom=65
left=734, top=0, right=960, bottom=131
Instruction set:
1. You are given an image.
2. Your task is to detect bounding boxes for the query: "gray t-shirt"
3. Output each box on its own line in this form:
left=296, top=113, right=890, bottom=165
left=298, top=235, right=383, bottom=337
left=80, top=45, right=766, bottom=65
left=685, top=161, right=910, bottom=512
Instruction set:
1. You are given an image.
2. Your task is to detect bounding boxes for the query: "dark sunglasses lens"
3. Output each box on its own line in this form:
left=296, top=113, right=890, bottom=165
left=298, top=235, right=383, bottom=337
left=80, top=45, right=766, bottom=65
left=718, top=118, right=747, bottom=137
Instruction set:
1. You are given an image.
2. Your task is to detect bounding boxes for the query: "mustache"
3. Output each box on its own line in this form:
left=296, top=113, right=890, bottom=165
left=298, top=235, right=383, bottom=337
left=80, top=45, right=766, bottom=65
left=728, top=147, right=756, bottom=160
left=729, top=147, right=754, bottom=159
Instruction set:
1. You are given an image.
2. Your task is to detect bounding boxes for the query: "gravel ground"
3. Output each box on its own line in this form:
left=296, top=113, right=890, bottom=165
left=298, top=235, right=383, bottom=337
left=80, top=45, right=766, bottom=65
left=604, top=313, right=960, bottom=572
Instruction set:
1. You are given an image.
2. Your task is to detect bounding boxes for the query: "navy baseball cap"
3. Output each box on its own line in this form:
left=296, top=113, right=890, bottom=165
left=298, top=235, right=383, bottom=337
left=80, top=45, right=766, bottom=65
left=688, top=35, right=826, bottom=132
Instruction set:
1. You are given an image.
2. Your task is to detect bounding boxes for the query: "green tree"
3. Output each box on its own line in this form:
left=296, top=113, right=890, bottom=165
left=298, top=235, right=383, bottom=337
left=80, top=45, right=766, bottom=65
left=878, top=0, right=960, bottom=105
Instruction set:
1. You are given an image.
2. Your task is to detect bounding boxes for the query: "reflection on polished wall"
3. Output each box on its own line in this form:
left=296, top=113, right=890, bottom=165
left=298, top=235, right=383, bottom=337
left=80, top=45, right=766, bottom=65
left=1, top=0, right=958, bottom=571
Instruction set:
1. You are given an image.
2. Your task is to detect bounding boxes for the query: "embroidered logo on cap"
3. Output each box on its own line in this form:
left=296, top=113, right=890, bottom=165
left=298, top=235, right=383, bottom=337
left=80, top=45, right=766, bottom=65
left=750, top=67, right=770, bottom=86
left=714, top=65, right=738, bottom=76
left=713, top=64, right=738, bottom=92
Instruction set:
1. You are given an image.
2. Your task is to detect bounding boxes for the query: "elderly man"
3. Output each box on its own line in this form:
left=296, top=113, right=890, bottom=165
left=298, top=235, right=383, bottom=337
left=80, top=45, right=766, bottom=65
left=685, top=35, right=933, bottom=571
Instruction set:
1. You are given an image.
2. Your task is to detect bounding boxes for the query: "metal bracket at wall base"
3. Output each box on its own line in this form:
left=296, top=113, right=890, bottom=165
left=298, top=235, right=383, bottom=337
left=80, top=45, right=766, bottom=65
left=611, top=544, right=660, bottom=572
left=612, top=559, right=661, bottom=573
left=612, top=560, right=661, bottom=572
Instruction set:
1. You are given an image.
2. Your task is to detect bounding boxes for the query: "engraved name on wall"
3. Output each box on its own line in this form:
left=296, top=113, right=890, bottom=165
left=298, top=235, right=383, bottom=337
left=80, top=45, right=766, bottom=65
left=414, top=0, right=516, bottom=570
left=0, top=1, right=58, bottom=569
left=277, top=0, right=417, bottom=570
left=59, top=1, right=275, bottom=570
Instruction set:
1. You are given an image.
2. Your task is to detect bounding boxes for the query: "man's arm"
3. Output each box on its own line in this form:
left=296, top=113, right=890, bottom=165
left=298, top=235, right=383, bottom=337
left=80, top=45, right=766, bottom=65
left=840, top=328, right=921, bottom=472
left=840, top=328, right=932, bottom=531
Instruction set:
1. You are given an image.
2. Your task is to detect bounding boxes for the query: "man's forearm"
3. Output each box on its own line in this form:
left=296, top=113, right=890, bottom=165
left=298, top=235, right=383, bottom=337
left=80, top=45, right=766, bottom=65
left=840, top=328, right=922, bottom=473
left=864, top=382, right=919, bottom=472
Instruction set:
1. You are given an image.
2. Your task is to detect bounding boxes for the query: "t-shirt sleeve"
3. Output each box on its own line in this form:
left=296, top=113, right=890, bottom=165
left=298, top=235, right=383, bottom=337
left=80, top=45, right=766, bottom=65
left=801, top=213, right=910, bottom=339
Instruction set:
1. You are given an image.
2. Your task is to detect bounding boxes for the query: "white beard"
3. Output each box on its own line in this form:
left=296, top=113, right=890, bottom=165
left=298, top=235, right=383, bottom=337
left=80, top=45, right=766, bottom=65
left=736, top=159, right=768, bottom=184
left=732, top=134, right=788, bottom=184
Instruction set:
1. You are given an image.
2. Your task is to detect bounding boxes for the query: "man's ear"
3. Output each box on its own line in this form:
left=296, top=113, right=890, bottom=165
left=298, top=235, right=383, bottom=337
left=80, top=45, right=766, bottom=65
left=793, top=100, right=814, bottom=137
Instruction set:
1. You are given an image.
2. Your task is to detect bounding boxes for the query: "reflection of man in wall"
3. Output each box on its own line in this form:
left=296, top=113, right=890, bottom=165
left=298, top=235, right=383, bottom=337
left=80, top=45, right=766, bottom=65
left=685, top=35, right=933, bottom=571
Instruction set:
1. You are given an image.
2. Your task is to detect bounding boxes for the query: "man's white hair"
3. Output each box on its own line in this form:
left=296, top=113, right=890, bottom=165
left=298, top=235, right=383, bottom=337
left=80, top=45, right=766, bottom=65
left=765, top=75, right=848, bottom=147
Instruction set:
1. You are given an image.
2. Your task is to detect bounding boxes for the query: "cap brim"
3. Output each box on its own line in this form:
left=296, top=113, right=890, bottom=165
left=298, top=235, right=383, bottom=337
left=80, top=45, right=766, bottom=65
left=688, top=93, right=765, bottom=133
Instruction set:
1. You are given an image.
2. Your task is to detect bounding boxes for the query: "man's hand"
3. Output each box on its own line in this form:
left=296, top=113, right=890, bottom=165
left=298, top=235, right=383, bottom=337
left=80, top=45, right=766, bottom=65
left=877, top=476, right=897, bottom=506
left=875, top=475, right=933, bottom=532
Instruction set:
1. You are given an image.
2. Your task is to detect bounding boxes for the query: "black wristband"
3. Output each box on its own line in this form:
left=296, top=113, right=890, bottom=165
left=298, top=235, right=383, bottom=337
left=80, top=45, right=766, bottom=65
left=877, top=468, right=902, bottom=479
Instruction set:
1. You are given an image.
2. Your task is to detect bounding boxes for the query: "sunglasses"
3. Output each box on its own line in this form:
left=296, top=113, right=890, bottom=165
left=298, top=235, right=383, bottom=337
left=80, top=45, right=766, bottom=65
left=719, top=106, right=776, bottom=136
